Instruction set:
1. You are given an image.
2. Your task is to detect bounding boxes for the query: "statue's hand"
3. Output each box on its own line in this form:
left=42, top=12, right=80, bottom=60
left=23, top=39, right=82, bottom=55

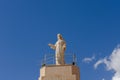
left=48, top=43, right=52, bottom=47
left=48, top=43, right=56, bottom=50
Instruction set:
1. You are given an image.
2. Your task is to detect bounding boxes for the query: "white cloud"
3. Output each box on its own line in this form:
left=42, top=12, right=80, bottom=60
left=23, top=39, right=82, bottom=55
left=102, top=78, right=105, bottom=80
left=94, top=58, right=109, bottom=69
left=94, top=45, right=120, bottom=80
left=83, top=55, right=95, bottom=63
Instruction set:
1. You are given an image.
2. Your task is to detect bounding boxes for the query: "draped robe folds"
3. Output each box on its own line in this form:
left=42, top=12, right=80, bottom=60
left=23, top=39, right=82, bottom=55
left=49, top=39, right=66, bottom=65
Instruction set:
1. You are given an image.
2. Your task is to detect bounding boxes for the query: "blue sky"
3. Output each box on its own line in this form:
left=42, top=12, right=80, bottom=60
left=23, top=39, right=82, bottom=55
left=0, top=0, right=120, bottom=80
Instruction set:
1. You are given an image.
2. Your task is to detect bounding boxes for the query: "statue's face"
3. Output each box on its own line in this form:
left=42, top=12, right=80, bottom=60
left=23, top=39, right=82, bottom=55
left=57, top=34, right=62, bottom=40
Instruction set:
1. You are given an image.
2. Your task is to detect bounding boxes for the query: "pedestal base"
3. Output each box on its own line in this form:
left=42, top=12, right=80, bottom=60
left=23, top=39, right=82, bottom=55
left=38, top=65, right=80, bottom=80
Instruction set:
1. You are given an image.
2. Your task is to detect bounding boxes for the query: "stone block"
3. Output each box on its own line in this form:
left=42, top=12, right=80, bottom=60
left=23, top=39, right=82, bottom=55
left=38, top=65, right=80, bottom=80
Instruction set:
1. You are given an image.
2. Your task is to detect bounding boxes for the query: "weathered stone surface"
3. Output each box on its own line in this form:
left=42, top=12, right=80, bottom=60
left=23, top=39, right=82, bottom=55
left=38, top=65, right=80, bottom=80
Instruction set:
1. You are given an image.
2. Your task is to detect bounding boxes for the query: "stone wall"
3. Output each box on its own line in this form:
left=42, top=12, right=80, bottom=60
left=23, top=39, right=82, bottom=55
left=38, top=65, right=80, bottom=80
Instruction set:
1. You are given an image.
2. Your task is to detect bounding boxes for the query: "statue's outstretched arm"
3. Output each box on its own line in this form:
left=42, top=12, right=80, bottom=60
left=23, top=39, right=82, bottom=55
left=48, top=43, right=56, bottom=50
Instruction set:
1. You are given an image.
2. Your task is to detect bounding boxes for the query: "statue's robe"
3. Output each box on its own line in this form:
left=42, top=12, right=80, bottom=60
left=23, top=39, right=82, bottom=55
left=55, top=39, right=66, bottom=65
left=49, top=39, right=66, bottom=65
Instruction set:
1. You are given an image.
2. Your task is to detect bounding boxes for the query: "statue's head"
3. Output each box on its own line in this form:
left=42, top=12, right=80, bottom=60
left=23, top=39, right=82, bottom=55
left=57, top=34, right=63, bottom=40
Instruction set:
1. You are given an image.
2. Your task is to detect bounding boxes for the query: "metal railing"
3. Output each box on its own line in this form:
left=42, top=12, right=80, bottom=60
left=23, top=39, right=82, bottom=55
left=41, top=53, right=77, bottom=67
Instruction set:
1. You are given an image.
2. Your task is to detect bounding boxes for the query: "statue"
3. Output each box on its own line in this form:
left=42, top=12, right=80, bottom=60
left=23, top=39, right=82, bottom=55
left=48, top=34, right=66, bottom=65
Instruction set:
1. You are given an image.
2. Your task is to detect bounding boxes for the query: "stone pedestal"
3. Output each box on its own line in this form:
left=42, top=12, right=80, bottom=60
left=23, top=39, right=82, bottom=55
left=38, top=65, right=80, bottom=80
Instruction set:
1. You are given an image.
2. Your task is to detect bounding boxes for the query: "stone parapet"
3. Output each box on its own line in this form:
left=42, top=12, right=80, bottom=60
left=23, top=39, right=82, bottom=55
left=38, top=65, right=80, bottom=80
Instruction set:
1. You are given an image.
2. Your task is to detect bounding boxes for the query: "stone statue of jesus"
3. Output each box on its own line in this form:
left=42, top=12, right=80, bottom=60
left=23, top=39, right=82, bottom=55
left=48, top=34, right=66, bottom=65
